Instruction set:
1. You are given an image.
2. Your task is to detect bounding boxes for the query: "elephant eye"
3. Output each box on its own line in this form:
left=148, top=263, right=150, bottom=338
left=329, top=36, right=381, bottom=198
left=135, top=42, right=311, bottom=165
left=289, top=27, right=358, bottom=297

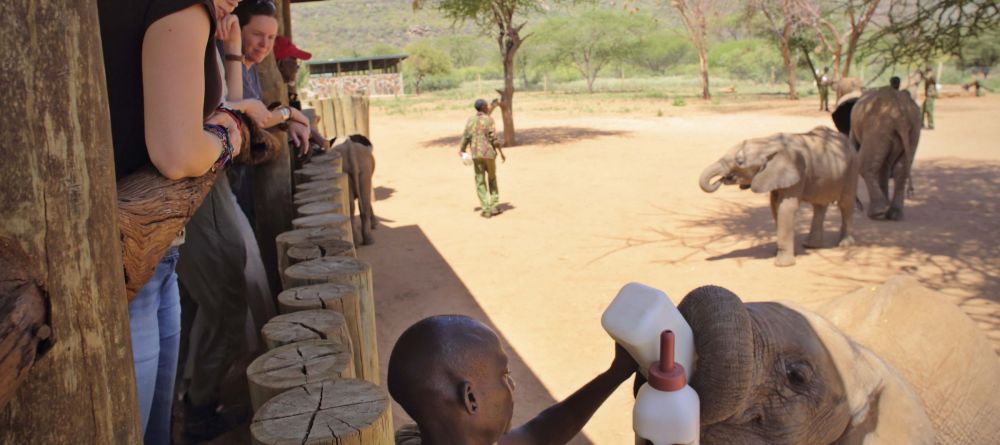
left=785, top=361, right=812, bottom=387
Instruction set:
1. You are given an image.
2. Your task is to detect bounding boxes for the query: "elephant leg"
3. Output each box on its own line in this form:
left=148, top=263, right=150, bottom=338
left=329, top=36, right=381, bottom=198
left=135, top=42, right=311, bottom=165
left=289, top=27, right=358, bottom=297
left=774, top=196, right=799, bottom=267
left=838, top=180, right=857, bottom=247
left=878, top=161, right=891, bottom=201
left=358, top=167, right=375, bottom=245
left=886, top=161, right=910, bottom=221
left=769, top=191, right=779, bottom=222
left=803, top=204, right=827, bottom=249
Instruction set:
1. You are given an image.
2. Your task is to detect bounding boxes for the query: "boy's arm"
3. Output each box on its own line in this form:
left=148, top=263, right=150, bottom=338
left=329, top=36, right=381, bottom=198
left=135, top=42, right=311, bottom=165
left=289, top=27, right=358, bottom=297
left=500, top=345, right=636, bottom=445
left=459, top=119, right=473, bottom=154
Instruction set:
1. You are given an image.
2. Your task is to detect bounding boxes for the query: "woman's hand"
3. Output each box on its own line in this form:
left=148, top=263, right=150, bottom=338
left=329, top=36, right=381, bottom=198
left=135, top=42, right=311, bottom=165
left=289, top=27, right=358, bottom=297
left=229, top=99, right=271, bottom=128
left=287, top=121, right=311, bottom=156
left=206, top=111, right=243, bottom=159
left=216, top=14, right=242, bottom=55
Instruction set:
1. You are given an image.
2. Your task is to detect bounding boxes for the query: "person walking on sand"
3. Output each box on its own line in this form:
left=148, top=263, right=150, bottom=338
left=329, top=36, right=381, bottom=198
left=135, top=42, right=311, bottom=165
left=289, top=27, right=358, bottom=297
left=817, top=67, right=831, bottom=111
left=921, top=65, right=938, bottom=130
left=459, top=98, right=506, bottom=218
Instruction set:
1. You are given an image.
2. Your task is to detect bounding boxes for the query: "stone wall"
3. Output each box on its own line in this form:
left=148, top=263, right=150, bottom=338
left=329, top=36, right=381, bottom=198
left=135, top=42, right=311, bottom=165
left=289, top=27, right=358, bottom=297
left=306, top=73, right=403, bottom=98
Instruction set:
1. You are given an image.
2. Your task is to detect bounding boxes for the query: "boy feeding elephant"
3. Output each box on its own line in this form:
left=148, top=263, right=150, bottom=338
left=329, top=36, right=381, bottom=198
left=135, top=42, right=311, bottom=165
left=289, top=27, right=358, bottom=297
left=388, top=315, right=637, bottom=445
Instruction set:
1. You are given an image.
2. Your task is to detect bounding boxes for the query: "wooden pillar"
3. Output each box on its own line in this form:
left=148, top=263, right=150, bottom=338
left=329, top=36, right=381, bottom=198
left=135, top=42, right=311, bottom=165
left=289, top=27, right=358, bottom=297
left=251, top=379, right=392, bottom=445
left=246, top=340, right=353, bottom=411
left=260, top=309, right=352, bottom=351
left=283, top=258, right=378, bottom=383
left=0, top=1, right=140, bottom=442
left=280, top=0, right=292, bottom=37
left=254, top=52, right=293, bottom=296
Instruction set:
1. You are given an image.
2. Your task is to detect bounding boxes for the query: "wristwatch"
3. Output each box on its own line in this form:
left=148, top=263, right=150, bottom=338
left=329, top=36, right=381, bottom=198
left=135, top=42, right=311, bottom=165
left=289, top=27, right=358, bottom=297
left=278, top=106, right=291, bottom=121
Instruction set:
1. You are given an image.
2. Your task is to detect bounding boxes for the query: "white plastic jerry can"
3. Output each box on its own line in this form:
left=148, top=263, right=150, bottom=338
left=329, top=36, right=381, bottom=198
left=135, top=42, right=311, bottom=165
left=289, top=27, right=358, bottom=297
left=601, top=282, right=695, bottom=379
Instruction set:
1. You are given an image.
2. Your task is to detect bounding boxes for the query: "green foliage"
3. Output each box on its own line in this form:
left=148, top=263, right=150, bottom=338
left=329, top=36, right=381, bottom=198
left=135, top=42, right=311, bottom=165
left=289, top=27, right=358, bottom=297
left=404, top=41, right=454, bottom=93
left=708, top=39, right=782, bottom=83
left=958, top=29, right=1000, bottom=77
left=412, top=0, right=545, bottom=32
left=531, top=9, right=656, bottom=92
left=672, top=97, right=686, bottom=106
left=634, top=30, right=694, bottom=74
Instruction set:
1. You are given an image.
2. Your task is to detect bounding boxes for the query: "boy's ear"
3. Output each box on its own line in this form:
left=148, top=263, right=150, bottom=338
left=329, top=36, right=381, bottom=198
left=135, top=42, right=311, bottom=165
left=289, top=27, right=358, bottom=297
left=462, top=381, right=478, bottom=414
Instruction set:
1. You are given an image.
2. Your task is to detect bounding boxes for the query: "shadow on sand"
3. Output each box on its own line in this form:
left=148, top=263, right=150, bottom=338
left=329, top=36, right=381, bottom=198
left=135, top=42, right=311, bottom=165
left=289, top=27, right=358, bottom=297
left=422, top=126, right=629, bottom=148
left=357, top=223, right=594, bottom=444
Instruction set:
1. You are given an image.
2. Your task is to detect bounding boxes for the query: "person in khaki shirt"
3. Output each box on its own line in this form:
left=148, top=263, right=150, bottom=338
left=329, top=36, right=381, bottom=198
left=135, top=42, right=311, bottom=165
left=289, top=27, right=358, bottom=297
left=460, top=99, right=506, bottom=218
left=388, top=315, right=637, bottom=445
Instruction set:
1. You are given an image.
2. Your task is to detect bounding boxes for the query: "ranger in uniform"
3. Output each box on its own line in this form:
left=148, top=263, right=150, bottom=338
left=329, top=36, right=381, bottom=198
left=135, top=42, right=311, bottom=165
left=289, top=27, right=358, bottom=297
left=459, top=98, right=506, bottom=218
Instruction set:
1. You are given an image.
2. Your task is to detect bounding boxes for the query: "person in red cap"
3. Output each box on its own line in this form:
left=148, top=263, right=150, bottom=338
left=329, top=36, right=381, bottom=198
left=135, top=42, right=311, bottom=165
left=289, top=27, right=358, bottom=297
left=274, top=35, right=311, bottom=110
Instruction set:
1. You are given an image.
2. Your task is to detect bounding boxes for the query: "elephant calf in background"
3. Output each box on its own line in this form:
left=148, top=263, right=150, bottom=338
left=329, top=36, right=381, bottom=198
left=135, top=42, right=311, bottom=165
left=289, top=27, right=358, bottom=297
left=699, top=126, right=858, bottom=266
left=677, top=277, right=1000, bottom=444
left=835, top=87, right=922, bottom=220
left=332, top=135, right=376, bottom=245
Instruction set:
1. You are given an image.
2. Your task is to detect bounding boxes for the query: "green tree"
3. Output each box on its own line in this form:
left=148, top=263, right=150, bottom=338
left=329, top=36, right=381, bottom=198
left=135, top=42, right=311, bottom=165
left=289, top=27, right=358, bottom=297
left=671, top=0, right=715, bottom=99
left=634, top=31, right=693, bottom=74
left=412, top=0, right=547, bottom=147
left=959, top=29, right=1000, bottom=78
left=860, top=0, right=999, bottom=77
left=404, top=41, right=453, bottom=94
left=533, top=9, right=654, bottom=93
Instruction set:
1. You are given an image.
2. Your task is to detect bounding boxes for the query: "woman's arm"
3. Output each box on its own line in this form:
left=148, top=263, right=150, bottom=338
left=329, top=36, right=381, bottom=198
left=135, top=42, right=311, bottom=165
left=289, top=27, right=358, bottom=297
left=217, top=14, right=244, bottom=101
left=142, top=4, right=227, bottom=180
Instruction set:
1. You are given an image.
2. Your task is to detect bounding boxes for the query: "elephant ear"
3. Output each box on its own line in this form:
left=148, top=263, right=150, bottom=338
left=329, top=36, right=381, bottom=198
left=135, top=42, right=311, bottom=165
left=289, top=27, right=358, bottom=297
left=750, top=149, right=801, bottom=193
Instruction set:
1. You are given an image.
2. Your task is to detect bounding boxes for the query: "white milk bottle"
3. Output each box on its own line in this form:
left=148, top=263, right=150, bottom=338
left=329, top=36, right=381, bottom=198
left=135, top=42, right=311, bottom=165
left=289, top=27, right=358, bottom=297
left=634, top=330, right=700, bottom=445
left=601, top=282, right=694, bottom=379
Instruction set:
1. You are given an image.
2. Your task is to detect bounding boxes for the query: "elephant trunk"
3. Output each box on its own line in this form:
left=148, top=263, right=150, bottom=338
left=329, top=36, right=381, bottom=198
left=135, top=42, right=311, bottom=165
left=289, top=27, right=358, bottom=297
left=678, top=285, right=755, bottom=426
left=699, top=161, right=727, bottom=193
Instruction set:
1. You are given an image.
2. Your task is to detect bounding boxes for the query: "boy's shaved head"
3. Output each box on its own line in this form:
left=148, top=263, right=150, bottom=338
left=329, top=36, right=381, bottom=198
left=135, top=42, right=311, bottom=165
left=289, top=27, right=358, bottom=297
left=388, top=315, right=515, bottom=444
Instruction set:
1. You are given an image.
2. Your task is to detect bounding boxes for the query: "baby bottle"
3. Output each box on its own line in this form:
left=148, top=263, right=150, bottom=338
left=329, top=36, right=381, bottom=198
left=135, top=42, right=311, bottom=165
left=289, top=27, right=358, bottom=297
left=633, top=330, right=700, bottom=445
left=601, top=282, right=694, bottom=379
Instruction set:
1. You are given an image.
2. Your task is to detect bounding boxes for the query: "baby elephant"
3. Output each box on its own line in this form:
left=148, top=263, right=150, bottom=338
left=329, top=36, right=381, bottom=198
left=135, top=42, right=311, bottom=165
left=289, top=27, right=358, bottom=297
left=332, top=134, right=376, bottom=245
left=699, top=126, right=858, bottom=266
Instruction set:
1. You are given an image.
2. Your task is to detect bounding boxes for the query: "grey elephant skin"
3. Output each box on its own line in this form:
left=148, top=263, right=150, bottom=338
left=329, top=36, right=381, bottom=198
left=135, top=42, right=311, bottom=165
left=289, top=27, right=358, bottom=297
left=333, top=135, right=376, bottom=245
left=677, top=277, right=1000, bottom=444
left=699, top=126, right=859, bottom=266
left=841, top=87, right=922, bottom=220
left=832, top=77, right=864, bottom=100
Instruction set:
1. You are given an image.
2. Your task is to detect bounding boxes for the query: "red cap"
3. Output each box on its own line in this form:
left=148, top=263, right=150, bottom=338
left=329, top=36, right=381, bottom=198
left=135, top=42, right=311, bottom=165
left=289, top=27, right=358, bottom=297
left=274, top=36, right=312, bottom=61
left=648, top=330, right=686, bottom=392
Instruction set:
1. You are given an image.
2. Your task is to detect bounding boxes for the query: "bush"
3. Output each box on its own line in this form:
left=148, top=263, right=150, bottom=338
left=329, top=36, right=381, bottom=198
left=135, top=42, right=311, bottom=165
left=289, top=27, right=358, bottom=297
left=672, top=98, right=686, bottom=107
left=709, top=39, right=782, bottom=83
left=406, top=72, right=462, bottom=92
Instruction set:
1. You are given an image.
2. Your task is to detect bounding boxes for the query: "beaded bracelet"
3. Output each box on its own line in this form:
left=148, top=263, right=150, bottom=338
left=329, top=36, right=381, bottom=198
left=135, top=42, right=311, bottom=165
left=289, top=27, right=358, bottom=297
left=204, top=123, right=233, bottom=172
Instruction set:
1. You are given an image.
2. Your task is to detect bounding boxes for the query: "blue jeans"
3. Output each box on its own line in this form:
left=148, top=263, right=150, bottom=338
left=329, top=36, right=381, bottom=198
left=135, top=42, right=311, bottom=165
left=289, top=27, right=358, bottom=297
left=129, top=247, right=181, bottom=445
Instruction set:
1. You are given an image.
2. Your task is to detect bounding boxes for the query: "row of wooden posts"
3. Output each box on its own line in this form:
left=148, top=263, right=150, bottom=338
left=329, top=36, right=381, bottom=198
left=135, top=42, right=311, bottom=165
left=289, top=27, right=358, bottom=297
left=246, top=143, right=393, bottom=444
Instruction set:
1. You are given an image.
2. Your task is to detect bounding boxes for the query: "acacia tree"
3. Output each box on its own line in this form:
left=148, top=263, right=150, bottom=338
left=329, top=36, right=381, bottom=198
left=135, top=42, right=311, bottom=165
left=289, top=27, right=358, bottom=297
left=534, top=10, right=652, bottom=93
left=753, top=0, right=806, bottom=99
left=413, top=0, right=544, bottom=147
left=860, top=0, right=1000, bottom=78
left=795, top=0, right=882, bottom=80
left=671, top=0, right=714, bottom=99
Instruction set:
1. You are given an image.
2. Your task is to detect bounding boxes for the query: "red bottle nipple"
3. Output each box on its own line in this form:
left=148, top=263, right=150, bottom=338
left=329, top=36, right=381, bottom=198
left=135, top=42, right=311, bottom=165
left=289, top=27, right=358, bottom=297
left=647, top=330, right=686, bottom=391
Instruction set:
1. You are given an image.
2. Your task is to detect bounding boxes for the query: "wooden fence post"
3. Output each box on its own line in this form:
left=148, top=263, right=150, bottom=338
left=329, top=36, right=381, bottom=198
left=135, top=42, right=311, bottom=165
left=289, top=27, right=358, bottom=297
left=0, top=1, right=141, bottom=441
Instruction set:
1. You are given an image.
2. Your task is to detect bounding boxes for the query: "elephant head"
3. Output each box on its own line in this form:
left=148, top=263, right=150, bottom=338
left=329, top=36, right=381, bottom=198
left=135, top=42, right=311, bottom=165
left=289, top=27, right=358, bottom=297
left=678, top=285, right=935, bottom=444
left=699, top=135, right=801, bottom=194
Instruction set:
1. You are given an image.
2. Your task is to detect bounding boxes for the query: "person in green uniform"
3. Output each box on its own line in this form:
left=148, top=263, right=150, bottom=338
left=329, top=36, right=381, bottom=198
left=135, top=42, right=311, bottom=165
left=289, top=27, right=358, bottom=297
left=460, top=98, right=506, bottom=218
left=818, top=67, right=831, bottom=112
left=922, top=66, right=937, bottom=130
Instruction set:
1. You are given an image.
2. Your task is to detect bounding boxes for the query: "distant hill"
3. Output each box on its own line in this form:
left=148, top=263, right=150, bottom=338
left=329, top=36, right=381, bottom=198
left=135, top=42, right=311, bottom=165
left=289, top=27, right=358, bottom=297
left=290, top=0, right=682, bottom=61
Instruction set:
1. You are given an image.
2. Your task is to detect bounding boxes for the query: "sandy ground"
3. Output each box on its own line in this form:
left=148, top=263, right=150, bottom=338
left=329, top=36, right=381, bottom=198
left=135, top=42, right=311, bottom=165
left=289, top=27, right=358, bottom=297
left=360, top=94, right=999, bottom=444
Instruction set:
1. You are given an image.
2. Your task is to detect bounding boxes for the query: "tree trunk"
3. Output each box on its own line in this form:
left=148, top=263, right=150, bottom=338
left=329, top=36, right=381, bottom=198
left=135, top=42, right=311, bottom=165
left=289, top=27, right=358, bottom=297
left=0, top=1, right=140, bottom=441
left=499, top=53, right=517, bottom=147
left=781, top=42, right=798, bottom=100
left=697, top=43, right=711, bottom=100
